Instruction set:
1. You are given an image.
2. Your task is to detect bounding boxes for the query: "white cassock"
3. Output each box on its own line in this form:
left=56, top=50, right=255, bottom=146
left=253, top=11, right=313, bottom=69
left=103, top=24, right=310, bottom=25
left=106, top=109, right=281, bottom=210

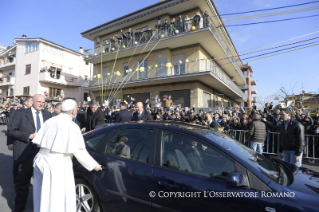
left=32, top=113, right=98, bottom=212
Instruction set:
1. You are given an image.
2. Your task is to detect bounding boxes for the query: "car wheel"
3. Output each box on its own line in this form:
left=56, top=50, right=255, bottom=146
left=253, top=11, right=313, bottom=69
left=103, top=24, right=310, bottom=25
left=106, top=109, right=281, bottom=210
left=75, top=178, right=100, bottom=212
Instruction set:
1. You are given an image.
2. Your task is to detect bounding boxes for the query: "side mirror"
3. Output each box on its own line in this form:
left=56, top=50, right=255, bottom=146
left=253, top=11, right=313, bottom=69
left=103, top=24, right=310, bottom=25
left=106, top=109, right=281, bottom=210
left=226, top=171, right=249, bottom=187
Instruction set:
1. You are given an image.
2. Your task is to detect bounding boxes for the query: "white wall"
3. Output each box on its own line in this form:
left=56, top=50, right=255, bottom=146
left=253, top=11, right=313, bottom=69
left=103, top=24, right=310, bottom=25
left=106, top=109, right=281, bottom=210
left=14, top=40, right=91, bottom=101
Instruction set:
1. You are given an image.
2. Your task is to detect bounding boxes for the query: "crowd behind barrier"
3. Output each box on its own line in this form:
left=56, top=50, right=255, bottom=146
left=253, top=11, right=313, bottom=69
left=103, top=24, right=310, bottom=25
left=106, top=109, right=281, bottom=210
left=1, top=95, right=318, bottom=160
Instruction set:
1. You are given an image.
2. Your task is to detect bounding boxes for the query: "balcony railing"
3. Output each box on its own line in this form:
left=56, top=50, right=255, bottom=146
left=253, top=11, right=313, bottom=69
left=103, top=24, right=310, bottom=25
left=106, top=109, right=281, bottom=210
left=251, top=78, right=257, bottom=85
left=0, top=76, right=15, bottom=86
left=0, top=57, right=15, bottom=68
left=39, top=72, right=80, bottom=86
left=84, top=59, right=247, bottom=101
left=84, top=16, right=245, bottom=82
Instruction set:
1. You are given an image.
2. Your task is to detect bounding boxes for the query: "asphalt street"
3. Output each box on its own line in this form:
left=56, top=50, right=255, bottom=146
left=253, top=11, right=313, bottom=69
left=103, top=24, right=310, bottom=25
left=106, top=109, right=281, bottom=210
left=0, top=125, right=318, bottom=212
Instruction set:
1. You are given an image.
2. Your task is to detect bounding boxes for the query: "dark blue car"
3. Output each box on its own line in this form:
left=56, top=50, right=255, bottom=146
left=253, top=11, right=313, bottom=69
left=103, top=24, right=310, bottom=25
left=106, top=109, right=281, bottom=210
left=73, top=121, right=319, bottom=212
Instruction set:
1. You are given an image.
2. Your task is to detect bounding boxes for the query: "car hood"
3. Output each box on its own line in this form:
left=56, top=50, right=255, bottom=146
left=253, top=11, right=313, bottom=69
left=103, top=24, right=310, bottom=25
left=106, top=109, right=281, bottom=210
left=288, top=167, right=319, bottom=196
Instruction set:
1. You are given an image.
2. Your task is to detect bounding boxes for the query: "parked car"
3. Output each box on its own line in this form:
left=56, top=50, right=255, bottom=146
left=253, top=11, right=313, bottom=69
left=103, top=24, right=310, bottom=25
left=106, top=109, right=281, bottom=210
left=73, top=121, right=319, bottom=212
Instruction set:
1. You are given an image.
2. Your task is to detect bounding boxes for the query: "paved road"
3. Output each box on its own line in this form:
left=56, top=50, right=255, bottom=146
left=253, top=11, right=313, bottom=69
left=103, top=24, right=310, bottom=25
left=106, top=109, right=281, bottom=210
left=0, top=125, right=318, bottom=212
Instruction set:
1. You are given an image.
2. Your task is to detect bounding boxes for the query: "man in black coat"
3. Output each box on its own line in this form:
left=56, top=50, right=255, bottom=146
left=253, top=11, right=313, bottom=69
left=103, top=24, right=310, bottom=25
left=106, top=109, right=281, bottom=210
left=74, top=110, right=86, bottom=130
left=115, top=102, right=132, bottom=123
left=84, top=101, right=105, bottom=132
left=132, top=102, right=153, bottom=121
left=7, top=94, right=52, bottom=212
left=184, top=140, right=206, bottom=172
left=203, top=112, right=220, bottom=132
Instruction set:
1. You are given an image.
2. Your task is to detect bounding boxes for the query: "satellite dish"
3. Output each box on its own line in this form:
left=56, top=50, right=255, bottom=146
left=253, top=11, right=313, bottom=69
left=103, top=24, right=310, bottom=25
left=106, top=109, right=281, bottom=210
left=95, top=37, right=100, bottom=43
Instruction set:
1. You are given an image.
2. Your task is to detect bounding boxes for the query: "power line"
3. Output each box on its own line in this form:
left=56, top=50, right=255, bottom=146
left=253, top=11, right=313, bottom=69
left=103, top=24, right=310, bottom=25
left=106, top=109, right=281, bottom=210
left=239, top=30, right=319, bottom=53
left=219, top=14, right=319, bottom=28
left=222, top=5, right=319, bottom=22
left=217, top=0, right=319, bottom=16
left=214, top=37, right=319, bottom=62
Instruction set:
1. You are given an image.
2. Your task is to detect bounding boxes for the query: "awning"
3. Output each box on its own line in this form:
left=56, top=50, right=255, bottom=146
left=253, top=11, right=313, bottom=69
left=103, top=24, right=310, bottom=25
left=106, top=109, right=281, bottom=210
left=42, top=60, right=62, bottom=69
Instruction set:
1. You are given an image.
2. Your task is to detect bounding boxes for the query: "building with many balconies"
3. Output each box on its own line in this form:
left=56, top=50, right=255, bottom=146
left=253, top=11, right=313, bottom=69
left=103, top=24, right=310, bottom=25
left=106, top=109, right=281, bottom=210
left=0, top=37, right=92, bottom=101
left=241, top=64, right=257, bottom=107
left=81, top=0, right=256, bottom=108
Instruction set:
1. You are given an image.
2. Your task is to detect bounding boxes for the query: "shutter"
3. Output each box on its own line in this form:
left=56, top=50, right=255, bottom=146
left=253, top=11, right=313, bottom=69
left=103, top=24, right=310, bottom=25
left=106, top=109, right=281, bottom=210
left=203, top=92, right=211, bottom=108
left=160, top=89, right=190, bottom=108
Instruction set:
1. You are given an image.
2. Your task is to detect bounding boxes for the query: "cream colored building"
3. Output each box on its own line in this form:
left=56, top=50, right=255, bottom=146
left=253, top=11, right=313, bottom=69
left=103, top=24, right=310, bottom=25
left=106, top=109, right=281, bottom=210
left=81, top=0, right=254, bottom=108
left=0, top=37, right=92, bottom=101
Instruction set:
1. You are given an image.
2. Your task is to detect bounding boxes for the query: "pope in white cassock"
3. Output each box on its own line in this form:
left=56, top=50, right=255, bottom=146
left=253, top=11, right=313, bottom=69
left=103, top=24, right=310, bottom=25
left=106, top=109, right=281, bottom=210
left=32, top=99, right=102, bottom=212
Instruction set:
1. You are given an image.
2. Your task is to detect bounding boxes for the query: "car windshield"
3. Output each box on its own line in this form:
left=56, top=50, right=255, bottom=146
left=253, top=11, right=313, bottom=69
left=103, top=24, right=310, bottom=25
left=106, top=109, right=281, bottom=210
left=203, top=132, right=279, bottom=182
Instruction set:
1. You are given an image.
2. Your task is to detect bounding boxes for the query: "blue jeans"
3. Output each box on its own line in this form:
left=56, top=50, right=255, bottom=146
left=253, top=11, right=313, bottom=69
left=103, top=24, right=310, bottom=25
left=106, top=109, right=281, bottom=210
left=250, top=141, right=263, bottom=154
left=283, top=150, right=303, bottom=167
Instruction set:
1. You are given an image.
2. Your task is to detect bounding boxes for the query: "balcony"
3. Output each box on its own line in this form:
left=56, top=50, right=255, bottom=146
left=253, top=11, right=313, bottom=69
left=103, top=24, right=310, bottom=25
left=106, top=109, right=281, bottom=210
left=84, top=16, right=245, bottom=85
left=251, top=78, right=257, bottom=85
left=251, top=89, right=257, bottom=94
left=39, top=72, right=81, bottom=87
left=0, top=58, right=15, bottom=70
left=83, top=59, right=247, bottom=102
left=252, top=96, right=257, bottom=103
left=0, top=77, right=15, bottom=87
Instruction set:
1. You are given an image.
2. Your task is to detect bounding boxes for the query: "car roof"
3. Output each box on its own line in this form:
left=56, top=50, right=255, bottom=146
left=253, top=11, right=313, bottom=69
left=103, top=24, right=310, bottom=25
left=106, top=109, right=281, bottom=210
left=87, top=121, right=216, bottom=136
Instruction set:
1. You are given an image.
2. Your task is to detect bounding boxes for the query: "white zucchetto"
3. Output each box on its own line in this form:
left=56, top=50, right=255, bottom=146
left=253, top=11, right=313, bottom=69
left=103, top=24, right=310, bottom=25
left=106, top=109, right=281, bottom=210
left=61, top=99, right=76, bottom=111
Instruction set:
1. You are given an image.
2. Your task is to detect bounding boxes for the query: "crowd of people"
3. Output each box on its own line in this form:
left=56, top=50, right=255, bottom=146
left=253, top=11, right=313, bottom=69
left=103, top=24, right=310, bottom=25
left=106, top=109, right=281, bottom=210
left=3, top=94, right=319, bottom=211
left=101, top=11, right=210, bottom=52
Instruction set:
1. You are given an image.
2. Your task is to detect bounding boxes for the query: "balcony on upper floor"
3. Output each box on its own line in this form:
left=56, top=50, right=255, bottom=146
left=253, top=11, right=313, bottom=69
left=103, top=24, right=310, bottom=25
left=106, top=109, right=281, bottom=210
left=0, top=57, right=15, bottom=70
left=83, top=59, right=247, bottom=102
left=252, top=96, right=257, bottom=103
left=251, top=89, right=257, bottom=94
left=251, top=78, right=257, bottom=85
left=39, top=71, right=82, bottom=87
left=84, top=16, right=246, bottom=85
left=239, top=84, right=249, bottom=90
left=0, top=76, right=15, bottom=87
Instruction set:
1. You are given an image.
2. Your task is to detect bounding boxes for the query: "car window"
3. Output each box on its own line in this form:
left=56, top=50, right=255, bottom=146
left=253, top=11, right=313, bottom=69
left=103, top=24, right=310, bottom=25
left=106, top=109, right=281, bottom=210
left=161, top=131, right=236, bottom=181
left=85, top=130, right=111, bottom=153
left=106, top=128, right=153, bottom=163
left=203, top=132, right=279, bottom=182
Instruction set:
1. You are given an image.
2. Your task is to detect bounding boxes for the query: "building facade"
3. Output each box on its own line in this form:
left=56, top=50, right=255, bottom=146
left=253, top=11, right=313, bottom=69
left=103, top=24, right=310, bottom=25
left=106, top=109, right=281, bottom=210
left=241, top=64, right=257, bottom=107
left=0, top=37, right=92, bottom=101
left=81, top=0, right=256, bottom=108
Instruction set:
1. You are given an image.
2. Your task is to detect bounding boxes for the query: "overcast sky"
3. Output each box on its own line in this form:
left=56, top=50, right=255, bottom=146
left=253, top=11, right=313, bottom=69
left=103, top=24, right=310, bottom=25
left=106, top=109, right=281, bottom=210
left=1, top=0, right=318, bottom=104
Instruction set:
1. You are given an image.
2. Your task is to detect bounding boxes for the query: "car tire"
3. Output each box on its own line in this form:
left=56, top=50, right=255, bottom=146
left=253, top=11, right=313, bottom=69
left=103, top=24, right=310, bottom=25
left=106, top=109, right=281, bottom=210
left=75, top=178, right=101, bottom=212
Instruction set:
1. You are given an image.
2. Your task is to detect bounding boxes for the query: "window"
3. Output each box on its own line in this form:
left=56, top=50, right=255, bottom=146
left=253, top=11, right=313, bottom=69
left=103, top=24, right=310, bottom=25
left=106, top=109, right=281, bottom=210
left=203, top=92, right=211, bottom=108
left=49, top=87, right=63, bottom=98
left=25, top=42, right=39, bottom=53
left=23, top=86, right=30, bottom=95
left=123, top=63, right=129, bottom=75
left=138, top=60, right=148, bottom=79
left=25, top=64, right=31, bottom=75
left=106, top=128, right=153, bottom=163
left=161, top=131, right=236, bottom=181
left=43, top=44, right=63, bottom=56
left=85, top=131, right=112, bottom=153
left=9, top=88, right=14, bottom=96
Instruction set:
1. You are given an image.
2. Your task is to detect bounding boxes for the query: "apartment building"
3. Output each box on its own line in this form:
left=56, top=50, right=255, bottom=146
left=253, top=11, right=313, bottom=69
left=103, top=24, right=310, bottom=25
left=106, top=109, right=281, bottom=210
left=81, top=0, right=256, bottom=108
left=241, top=64, right=257, bottom=107
left=0, top=37, right=92, bottom=101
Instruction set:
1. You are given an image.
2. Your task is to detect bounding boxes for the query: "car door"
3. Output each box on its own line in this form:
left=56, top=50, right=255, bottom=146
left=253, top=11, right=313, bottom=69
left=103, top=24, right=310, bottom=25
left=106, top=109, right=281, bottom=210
left=94, top=127, right=157, bottom=212
left=151, top=130, right=259, bottom=212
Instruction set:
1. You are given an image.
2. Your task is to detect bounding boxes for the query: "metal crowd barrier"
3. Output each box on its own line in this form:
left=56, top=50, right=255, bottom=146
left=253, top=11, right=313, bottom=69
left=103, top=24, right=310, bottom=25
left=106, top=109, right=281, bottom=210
left=225, top=130, right=319, bottom=160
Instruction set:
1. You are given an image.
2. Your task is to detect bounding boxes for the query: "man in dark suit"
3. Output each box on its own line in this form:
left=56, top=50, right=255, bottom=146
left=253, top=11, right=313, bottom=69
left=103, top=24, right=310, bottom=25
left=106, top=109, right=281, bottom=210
left=184, top=140, right=206, bottom=172
left=7, top=94, right=52, bottom=212
left=84, top=101, right=105, bottom=132
left=115, top=102, right=132, bottom=123
left=74, top=109, right=86, bottom=130
left=51, top=103, right=61, bottom=117
left=132, top=102, right=153, bottom=121
left=203, top=112, right=220, bottom=131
